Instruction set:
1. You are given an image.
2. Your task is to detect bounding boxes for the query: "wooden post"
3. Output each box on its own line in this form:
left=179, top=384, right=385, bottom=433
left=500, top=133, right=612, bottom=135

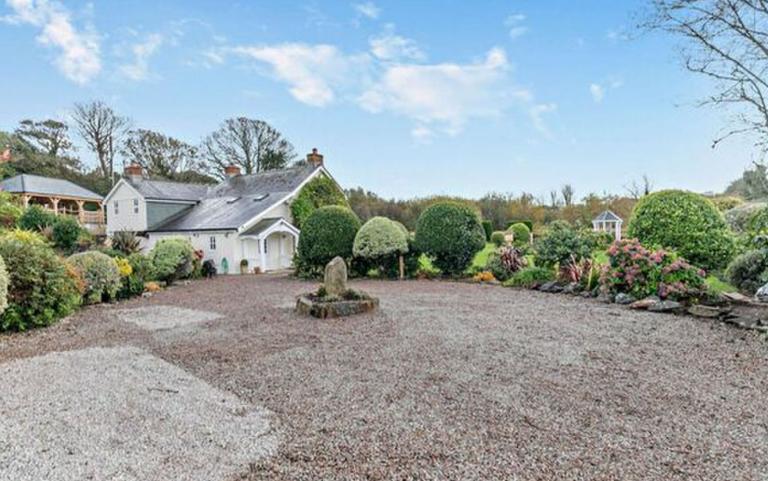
left=51, top=197, right=60, bottom=215
left=76, top=200, right=85, bottom=223
left=399, top=255, right=405, bottom=280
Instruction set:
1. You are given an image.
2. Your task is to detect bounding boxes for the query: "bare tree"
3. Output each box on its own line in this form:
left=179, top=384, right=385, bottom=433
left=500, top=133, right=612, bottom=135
left=549, top=190, right=561, bottom=208
left=561, top=184, right=575, bottom=206
left=72, top=101, right=130, bottom=181
left=646, top=0, right=768, bottom=149
left=201, top=117, right=296, bottom=178
left=122, top=129, right=201, bottom=180
left=15, top=119, right=73, bottom=157
left=625, top=174, right=654, bottom=199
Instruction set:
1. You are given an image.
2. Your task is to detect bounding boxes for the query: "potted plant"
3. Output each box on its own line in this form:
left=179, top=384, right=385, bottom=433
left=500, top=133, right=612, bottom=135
left=240, top=259, right=249, bottom=275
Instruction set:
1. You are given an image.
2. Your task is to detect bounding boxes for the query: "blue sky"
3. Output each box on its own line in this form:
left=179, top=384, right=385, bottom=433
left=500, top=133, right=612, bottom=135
left=0, top=0, right=756, bottom=199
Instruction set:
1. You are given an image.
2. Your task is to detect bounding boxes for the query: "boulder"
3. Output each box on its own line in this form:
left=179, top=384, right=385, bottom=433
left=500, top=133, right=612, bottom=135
left=324, top=257, right=348, bottom=297
left=629, top=296, right=660, bottom=310
left=647, top=300, right=683, bottom=313
left=562, top=283, right=581, bottom=295
left=687, top=304, right=728, bottom=319
left=539, top=281, right=564, bottom=293
left=614, top=293, right=635, bottom=305
left=720, top=291, right=753, bottom=305
left=756, top=283, right=768, bottom=303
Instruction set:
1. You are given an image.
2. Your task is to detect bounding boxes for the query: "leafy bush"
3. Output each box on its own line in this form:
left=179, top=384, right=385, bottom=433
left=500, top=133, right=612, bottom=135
left=414, top=202, right=486, bottom=276
left=18, top=205, right=56, bottom=231
left=290, top=175, right=348, bottom=229
left=507, top=220, right=533, bottom=231
left=0, top=255, right=7, bottom=316
left=503, top=266, right=554, bottom=288
left=0, top=192, right=22, bottom=228
left=627, top=190, right=735, bottom=271
left=149, top=237, right=195, bottom=284
left=111, top=231, right=142, bottom=255
left=725, top=202, right=765, bottom=233
left=725, top=249, right=768, bottom=294
left=473, top=271, right=495, bottom=282
left=296, top=206, right=361, bottom=276
left=481, top=220, right=493, bottom=241
left=508, top=222, right=531, bottom=246
left=711, top=196, right=744, bottom=212
left=52, top=216, right=82, bottom=252
left=0, top=229, right=81, bottom=330
left=485, top=246, right=527, bottom=282
left=118, top=253, right=155, bottom=298
left=600, top=239, right=706, bottom=301
left=535, top=221, right=594, bottom=269
left=490, top=231, right=506, bottom=247
left=353, top=217, right=408, bottom=277
left=67, top=251, right=121, bottom=304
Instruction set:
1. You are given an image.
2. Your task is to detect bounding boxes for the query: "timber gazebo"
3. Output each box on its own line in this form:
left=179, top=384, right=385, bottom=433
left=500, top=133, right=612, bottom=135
left=0, top=174, right=105, bottom=234
left=592, top=210, right=623, bottom=241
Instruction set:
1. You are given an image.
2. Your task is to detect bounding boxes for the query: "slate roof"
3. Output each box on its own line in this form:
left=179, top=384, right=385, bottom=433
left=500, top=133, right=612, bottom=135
left=593, top=210, right=622, bottom=222
left=148, top=165, right=318, bottom=232
left=0, top=174, right=102, bottom=201
left=127, top=179, right=210, bottom=202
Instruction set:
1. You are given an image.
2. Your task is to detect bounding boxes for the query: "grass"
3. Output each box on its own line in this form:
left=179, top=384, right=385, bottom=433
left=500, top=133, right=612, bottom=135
left=471, top=243, right=496, bottom=269
left=705, top=275, right=737, bottom=294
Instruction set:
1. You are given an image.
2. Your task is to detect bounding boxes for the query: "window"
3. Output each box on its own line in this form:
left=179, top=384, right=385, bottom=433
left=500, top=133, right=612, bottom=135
left=263, top=239, right=267, bottom=254
left=133, top=199, right=139, bottom=214
left=113, top=200, right=119, bottom=215
left=209, top=236, right=216, bottom=250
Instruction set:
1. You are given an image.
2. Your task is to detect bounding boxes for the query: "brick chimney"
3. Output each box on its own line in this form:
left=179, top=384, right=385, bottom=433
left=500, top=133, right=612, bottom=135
left=306, top=148, right=324, bottom=168
left=224, top=164, right=241, bottom=178
left=0, top=145, right=10, bottom=163
left=124, top=162, right=143, bottom=183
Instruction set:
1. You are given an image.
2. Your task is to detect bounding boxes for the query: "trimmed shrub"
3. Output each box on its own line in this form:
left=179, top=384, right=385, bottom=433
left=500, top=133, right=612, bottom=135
left=535, top=221, right=594, bottom=269
left=415, top=202, right=486, bottom=276
left=503, top=266, right=554, bottom=288
left=627, top=190, right=735, bottom=271
left=485, top=246, right=527, bottom=282
left=290, top=175, right=348, bottom=230
left=0, top=255, right=7, bottom=316
left=297, top=206, right=361, bottom=276
left=600, top=239, right=706, bottom=301
left=481, top=220, right=493, bottom=242
left=508, top=222, right=531, bottom=246
left=0, top=192, right=22, bottom=228
left=67, top=251, right=121, bottom=304
left=149, top=237, right=195, bottom=284
left=726, top=249, right=768, bottom=294
left=353, top=217, right=408, bottom=277
left=490, top=231, right=506, bottom=247
left=111, top=231, right=142, bottom=255
left=0, top=229, right=81, bottom=330
left=507, top=220, right=533, bottom=231
left=52, top=216, right=82, bottom=252
left=18, top=205, right=56, bottom=232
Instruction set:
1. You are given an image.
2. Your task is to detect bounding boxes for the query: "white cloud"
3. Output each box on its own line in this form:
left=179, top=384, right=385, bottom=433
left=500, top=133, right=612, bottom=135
left=231, top=43, right=369, bottom=107
left=119, top=33, right=163, bottom=81
left=504, top=13, right=528, bottom=39
left=3, top=0, right=100, bottom=84
left=359, top=47, right=530, bottom=136
left=369, top=27, right=424, bottom=61
left=411, top=125, right=435, bottom=143
left=529, top=102, right=557, bottom=137
left=353, top=2, right=380, bottom=19
left=590, top=83, right=605, bottom=103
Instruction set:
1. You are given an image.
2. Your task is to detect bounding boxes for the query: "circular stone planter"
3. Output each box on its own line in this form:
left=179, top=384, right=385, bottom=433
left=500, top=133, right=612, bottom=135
left=296, top=294, right=379, bottom=319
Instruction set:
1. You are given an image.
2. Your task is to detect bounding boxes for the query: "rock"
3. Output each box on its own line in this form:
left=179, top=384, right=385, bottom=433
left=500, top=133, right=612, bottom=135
left=614, top=293, right=635, bottom=305
left=725, top=316, right=761, bottom=329
left=562, top=283, right=581, bottom=295
left=721, top=291, right=753, bottom=305
left=756, top=283, right=768, bottom=302
left=647, top=300, right=683, bottom=313
left=580, top=291, right=593, bottom=299
left=539, top=281, right=564, bottom=293
left=629, top=296, right=660, bottom=310
left=324, top=257, right=348, bottom=297
left=687, top=304, right=727, bottom=319
left=596, top=292, right=614, bottom=303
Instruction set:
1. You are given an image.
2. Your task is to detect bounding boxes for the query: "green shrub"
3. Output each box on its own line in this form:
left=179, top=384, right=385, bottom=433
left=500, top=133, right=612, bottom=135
left=508, top=222, right=531, bottom=246
left=481, top=220, right=493, bottom=241
left=290, top=175, right=348, bottom=229
left=490, top=231, right=506, bottom=247
left=600, top=239, right=706, bottom=301
left=535, top=221, right=594, bottom=269
left=0, top=229, right=81, bottom=330
left=725, top=202, right=765, bottom=233
left=149, top=237, right=195, bottom=284
left=504, top=266, right=554, bottom=288
left=725, top=249, right=768, bottom=294
left=507, top=220, right=533, bottom=231
left=111, top=231, right=142, bottom=255
left=296, top=206, right=361, bottom=277
left=485, top=246, right=527, bottom=282
left=353, top=217, right=408, bottom=277
left=52, top=216, right=82, bottom=252
left=627, top=190, right=735, bottom=271
left=18, top=205, right=56, bottom=232
left=0, top=255, right=7, bottom=316
left=0, top=192, right=22, bottom=228
left=711, top=196, right=744, bottom=212
left=118, top=253, right=155, bottom=298
left=415, top=202, right=486, bottom=276
left=67, top=251, right=121, bottom=304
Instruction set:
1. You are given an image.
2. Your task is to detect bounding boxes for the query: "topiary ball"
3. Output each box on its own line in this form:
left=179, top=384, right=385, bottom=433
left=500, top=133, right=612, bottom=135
left=297, top=206, right=361, bottom=273
left=508, top=222, right=531, bottom=245
left=490, top=231, right=506, bottom=247
left=149, top=237, right=195, bottom=285
left=627, top=190, right=735, bottom=271
left=415, top=201, right=486, bottom=275
left=353, top=217, right=408, bottom=259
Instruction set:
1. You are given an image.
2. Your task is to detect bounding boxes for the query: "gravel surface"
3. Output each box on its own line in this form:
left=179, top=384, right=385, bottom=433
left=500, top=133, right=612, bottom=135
left=1, top=274, right=766, bottom=480
left=116, top=305, right=223, bottom=331
left=0, top=346, right=278, bottom=481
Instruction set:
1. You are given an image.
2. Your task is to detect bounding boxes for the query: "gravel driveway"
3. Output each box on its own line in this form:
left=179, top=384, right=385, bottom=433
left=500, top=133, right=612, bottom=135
left=1, top=274, right=766, bottom=480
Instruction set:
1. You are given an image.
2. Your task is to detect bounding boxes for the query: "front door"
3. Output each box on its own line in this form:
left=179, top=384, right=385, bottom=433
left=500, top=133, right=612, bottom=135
left=264, top=233, right=296, bottom=270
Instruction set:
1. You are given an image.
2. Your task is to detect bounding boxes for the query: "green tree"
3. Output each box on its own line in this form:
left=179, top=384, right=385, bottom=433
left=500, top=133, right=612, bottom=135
left=15, top=119, right=73, bottom=157
left=291, top=175, right=348, bottom=229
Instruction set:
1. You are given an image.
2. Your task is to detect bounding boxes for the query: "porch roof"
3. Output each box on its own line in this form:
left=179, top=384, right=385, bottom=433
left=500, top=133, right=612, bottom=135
left=240, top=217, right=299, bottom=238
left=0, top=174, right=102, bottom=201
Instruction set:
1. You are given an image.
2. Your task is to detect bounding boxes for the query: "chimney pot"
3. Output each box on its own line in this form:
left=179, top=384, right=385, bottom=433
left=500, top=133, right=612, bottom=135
left=124, top=163, right=143, bottom=182
left=306, top=148, right=324, bottom=168
left=225, top=164, right=242, bottom=178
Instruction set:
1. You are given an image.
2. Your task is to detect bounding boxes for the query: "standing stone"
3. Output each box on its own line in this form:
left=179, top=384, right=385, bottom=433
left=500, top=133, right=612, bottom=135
left=324, top=257, right=348, bottom=297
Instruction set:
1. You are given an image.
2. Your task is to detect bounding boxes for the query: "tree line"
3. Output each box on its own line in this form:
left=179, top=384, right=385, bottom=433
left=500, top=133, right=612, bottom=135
left=0, top=100, right=299, bottom=195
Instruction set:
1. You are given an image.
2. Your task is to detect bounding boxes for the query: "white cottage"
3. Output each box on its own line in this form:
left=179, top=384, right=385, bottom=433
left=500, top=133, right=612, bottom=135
left=104, top=149, right=338, bottom=274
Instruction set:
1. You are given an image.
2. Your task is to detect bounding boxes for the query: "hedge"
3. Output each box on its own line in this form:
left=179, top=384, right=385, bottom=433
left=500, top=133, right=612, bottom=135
left=296, top=205, right=361, bottom=276
left=290, top=175, right=348, bottom=229
left=627, top=190, right=735, bottom=271
left=415, top=201, right=486, bottom=275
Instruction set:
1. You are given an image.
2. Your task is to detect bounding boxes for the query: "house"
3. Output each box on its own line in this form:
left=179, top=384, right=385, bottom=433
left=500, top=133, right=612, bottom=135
left=592, top=210, right=623, bottom=241
left=0, top=173, right=105, bottom=234
left=104, top=149, right=338, bottom=273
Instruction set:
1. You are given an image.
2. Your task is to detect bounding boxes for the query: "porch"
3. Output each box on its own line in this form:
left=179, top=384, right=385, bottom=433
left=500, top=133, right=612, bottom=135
left=239, top=218, right=299, bottom=273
